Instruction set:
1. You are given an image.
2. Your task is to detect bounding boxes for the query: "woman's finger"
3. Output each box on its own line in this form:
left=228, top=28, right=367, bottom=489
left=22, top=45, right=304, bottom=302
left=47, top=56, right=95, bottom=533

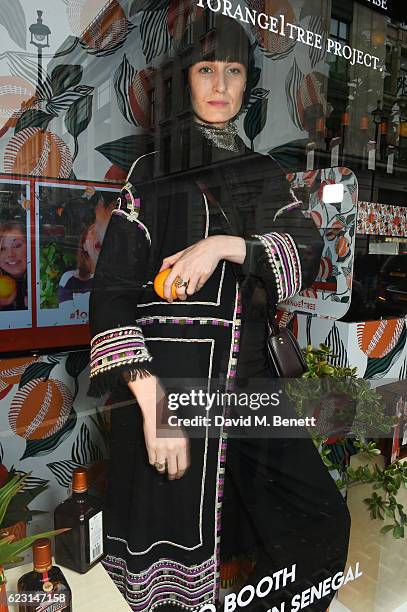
left=159, top=250, right=185, bottom=272
left=155, top=449, right=167, bottom=474
left=176, top=445, right=190, bottom=479
left=175, top=284, right=188, bottom=301
left=166, top=453, right=178, bottom=481
left=163, top=266, right=183, bottom=301
left=186, top=273, right=202, bottom=296
left=145, top=443, right=156, bottom=467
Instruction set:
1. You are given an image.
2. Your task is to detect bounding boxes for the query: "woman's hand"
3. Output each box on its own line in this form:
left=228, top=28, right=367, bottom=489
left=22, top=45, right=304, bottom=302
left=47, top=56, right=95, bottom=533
left=160, top=235, right=246, bottom=301
left=128, top=375, right=190, bottom=480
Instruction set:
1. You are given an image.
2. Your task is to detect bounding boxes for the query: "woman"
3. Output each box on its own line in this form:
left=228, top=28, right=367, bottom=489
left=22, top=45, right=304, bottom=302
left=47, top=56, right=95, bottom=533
left=58, top=223, right=99, bottom=304
left=0, top=220, right=27, bottom=310
left=89, top=11, right=350, bottom=612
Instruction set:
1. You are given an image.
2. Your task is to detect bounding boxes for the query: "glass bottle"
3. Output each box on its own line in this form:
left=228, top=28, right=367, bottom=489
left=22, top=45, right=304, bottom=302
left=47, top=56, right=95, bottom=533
left=17, top=538, right=72, bottom=612
left=54, top=467, right=105, bottom=573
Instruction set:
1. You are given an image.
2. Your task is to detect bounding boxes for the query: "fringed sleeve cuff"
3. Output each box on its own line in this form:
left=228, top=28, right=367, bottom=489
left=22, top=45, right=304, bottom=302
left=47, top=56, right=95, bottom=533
left=88, top=325, right=153, bottom=397
left=245, top=232, right=303, bottom=301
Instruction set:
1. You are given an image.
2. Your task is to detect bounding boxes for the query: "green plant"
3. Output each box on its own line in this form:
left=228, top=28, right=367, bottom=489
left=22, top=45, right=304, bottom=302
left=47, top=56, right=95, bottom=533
left=0, top=473, right=67, bottom=570
left=288, top=343, right=396, bottom=439
left=0, top=466, right=48, bottom=528
left=287, top=344, right=405, bottom=538
left=40, top=242, right=76, bottom=308
left=336, top=440, right=407, bottom=539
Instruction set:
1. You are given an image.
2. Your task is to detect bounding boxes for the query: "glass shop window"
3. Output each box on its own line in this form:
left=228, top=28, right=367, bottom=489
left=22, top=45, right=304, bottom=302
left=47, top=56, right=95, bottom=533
left=328, top=17, right=350, bottom=81
left=164, top=78, right=172, bottom=118
left=162, top=134, right=171, bottom=174
left=97, top=80, right=111, bottom=110
left=180, top=124, right=190, bottom=170
left=397, top=49, right=407, bottom=99
left=384, top=45, right=395, bottom=95
left=205, top=8, right=215, bottom=31
left=182, top=68, right=190, bottom=110
left=149, top=88, right=156, bottom=127
left=185, top=14, right=193, bottom=46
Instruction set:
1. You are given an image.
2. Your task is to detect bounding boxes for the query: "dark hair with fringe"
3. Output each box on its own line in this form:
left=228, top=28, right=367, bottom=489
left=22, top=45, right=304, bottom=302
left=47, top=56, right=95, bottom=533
left=180, top=10, right=257, bottom=111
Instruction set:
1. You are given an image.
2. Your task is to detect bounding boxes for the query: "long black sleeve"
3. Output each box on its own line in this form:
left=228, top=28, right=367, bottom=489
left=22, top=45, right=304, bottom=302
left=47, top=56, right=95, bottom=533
left=88, top=184, right=154, bottom=397
left=241, top=156, right=323, bottom=303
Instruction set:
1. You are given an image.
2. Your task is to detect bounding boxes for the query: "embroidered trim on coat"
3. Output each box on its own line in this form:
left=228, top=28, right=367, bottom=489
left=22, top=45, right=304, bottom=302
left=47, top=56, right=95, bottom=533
left=90, top=326, right=152, bottom=378
left=253, top=232, right=302, bottom=302
left=102, top=554, right=216, bottom=611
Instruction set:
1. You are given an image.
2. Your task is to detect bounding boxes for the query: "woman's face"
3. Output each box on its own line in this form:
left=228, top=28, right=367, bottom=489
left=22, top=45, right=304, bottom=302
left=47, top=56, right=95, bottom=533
left=0, top=229, right=27, bottom=278
left=83, top=224, right=99, bottom=272
left=188, top=61, right=247, bottom=128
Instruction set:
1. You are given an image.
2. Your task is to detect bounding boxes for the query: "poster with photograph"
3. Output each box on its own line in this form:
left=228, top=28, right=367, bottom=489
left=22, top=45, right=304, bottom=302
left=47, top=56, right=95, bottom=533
left=35, top=181, right=120, bottom=328
left=0, top=179, right=31, bottom=330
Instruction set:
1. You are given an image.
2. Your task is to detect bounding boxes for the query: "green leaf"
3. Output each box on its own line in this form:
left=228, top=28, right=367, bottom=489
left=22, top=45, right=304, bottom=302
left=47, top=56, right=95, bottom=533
left=380, top=524, right=394, bottom=534
left=393, top=525, right=404, bottom=539
left=51, top=64, right=83, bottom=97
left=0, top=529, right=69, bottom=566
left=244, top=96, right=268, bottom=148
left=65, top=94, right=93, bottom=138
left=19, top=363, right=55, bottom=389
left=95, top=134, right=153, bottom=174
left=0, top=474, right=28, bottom=526
left=65, top=351, right=90, bottom=379
left=20, top=410, right=77, bottom=460
left=15, top=110, right=55, bottom=134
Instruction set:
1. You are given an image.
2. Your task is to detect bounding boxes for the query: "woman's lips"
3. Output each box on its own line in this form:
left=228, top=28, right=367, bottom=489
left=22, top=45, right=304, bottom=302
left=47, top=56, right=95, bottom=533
left=208, top=101, right=228, bottom=107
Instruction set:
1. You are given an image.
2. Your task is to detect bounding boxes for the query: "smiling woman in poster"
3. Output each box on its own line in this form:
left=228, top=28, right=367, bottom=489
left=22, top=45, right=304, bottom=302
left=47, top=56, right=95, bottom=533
left=0, top=221, right=28, bottom=311
left=89, top=8, right=350, bottom=612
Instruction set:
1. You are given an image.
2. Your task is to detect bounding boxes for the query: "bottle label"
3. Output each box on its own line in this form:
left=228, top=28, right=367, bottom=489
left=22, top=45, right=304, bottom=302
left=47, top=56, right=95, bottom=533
left=35, top=602, right=69, bottom=612
left=89, top=510, right=103, bottom=563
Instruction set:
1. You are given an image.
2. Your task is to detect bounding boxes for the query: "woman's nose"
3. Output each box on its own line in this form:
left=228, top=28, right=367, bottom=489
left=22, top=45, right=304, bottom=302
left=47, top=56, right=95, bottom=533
left=213, top=69, right=227, bottom=93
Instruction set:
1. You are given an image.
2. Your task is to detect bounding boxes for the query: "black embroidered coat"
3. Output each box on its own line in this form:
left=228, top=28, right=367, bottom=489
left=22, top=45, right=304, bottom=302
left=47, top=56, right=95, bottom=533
left=89, top=128, right=350, bottom=612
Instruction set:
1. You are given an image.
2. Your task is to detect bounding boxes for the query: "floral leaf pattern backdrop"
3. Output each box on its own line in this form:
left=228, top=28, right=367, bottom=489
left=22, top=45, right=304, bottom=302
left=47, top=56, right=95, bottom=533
left=0, top=0, right=401, bottom=573
left=0, top=352, right=106, bottom=562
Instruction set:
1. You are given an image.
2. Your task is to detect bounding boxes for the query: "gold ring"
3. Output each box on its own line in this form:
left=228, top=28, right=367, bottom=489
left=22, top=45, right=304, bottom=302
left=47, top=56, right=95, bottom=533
left=174, top=276, right=189, bottom=289
left=155, top=462, right=166, bottom=471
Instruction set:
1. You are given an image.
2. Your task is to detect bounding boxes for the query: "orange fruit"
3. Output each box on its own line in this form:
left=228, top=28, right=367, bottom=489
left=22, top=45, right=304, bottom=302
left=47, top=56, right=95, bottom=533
left=154, top=268, right=178, bottom=300
left=0, top=275, right=16, bottom=299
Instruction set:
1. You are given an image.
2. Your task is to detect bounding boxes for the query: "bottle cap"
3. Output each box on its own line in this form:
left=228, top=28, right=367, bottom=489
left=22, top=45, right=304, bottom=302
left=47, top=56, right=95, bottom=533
left=72, top=467, right=88, bottom=493
left=33, top=538, right=52, bottom=572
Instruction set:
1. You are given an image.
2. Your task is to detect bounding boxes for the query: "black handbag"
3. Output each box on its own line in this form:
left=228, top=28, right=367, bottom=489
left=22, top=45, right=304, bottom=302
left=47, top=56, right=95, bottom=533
left=266, top=322, right=307, bottom=378
left=196, top=179, right=307, bottom=379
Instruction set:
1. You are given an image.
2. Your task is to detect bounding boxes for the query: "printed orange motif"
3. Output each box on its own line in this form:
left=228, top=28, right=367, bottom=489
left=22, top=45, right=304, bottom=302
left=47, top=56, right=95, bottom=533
left=128, top=68, right=156, bottom=129
left=357, top=319, right=405, bottom=359
left=0, top=75, right=35, bottom=132
left=66, top=0, right=107, bottom=36
left=9, top=378, right=73, bottom=440
left=81, top=0, right=129, bottom=52
left=0, top=357, right=37, bottom=385
left=335, top=236, right=350, bottom=259
left=4, top=128, right=73, bottom=178
left=310, top=210, right=322, bottom=228
left=249, top=0, right=296, bottom=55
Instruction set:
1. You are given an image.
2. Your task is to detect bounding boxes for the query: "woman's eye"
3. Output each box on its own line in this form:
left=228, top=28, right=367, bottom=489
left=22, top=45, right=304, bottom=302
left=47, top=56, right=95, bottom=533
left=199, top=66, right=212, bottom=73
left=228, top=67, right=241, bottom=75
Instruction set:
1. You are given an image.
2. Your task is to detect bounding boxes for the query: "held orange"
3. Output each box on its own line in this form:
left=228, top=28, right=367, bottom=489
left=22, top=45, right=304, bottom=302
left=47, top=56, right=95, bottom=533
left=154, top=268, right=178, bottom=300
left=0, top=275, right=17, bottom=299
